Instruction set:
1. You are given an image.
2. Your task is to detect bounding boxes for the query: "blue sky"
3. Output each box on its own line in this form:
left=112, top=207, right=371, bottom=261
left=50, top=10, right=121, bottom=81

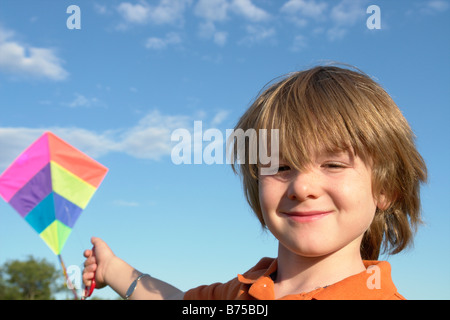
left=0, top=0, right=449, bottom=300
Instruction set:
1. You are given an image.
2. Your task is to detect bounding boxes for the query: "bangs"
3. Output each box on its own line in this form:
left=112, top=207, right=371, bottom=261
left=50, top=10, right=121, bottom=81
left=252, top=67, right=374, bottom=173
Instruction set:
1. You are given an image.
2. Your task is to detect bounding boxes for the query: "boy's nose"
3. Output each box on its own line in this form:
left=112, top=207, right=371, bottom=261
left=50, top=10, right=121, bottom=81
left=286, top=170, right=321, bottom=202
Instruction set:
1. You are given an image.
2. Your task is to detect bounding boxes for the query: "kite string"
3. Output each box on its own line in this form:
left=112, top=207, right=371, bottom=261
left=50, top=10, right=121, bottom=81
left=58, top=254, right=79, bottom=300
left=61, top=203, right=90, bottom=298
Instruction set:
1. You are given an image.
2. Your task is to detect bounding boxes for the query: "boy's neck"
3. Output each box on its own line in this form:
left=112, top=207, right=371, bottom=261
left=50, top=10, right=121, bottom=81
left=273, top=241, right=366, bottom=298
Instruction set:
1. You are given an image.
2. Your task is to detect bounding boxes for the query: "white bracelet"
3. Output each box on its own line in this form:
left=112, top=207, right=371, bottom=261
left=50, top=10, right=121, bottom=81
left=124, top=273, right=150, bottom=300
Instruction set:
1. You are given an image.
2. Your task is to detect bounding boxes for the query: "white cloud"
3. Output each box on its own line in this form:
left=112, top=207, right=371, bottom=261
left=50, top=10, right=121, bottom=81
left=50, top=127, right=117, bottom=158
left=148, top=0, right=192, bottom=24
left=117, top=1, right=150, bottom=24
left=195, top=0, right=269, bottom=22
left=239, top=24, right=276, bottom=46
left=0, top=109, right=234, bottom=171
left=116, top=110, right=190, bottom=159
left=145, top=32, right=182, bottom=50
left=144, top=37, right=168, bottom=50
left=194, top=0, right=229, bottom=22
left=330, top=0, right=366, bottom=26
left=0, top=127, right=114, bottom=169
left=64, top=93, right=103, bottom=108
left=213, top=31, right=228, bottom=46
left=117, top=0, right=192, bottom=26
left=327, top=0, right=367, bottom=40
left=93, top=3, right=109, bottom=15
left=280, top=0, right=327, bottom=20
left=421, top=0, right=449, bottom=14
left=0, top=27, right=68, bottom=81
left=326, top=26, right=348, bottom=41
left=280, top=0, right=369, bottom=42
left=211, top=110, right=229, bottom=126
left=194, top=0, right=269, bottom=46
left=113, top=200, right=140, bottom=207
left=198, top=21, right=228, bottom=46
left=0, top=110, right=194, bottom=170
left=230, top=0, right=270, bottom=22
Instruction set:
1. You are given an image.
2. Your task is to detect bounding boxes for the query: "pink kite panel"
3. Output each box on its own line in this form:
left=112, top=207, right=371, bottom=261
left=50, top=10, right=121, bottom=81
left=0, top=133, right=50, bottom=202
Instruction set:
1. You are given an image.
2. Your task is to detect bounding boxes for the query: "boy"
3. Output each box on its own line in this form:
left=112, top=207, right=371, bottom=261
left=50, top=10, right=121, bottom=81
left=83, top=65, right=427, bottom=300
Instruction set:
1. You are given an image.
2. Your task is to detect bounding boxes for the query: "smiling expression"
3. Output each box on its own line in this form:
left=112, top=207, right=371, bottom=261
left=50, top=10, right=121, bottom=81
left=259, top=149, right=380, bottom=258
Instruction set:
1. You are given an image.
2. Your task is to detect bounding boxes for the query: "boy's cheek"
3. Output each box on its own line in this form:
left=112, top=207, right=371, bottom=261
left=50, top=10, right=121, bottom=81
left=258, top=182, right=278, bottom=211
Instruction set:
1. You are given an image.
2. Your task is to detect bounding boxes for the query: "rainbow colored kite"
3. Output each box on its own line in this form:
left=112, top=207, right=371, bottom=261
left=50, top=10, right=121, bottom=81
left=0, top=131, right=108, bottom=256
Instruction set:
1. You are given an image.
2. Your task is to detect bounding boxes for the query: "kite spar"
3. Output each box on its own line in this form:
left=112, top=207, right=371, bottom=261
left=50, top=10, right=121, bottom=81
left=0, top=131, right=108, bottom=299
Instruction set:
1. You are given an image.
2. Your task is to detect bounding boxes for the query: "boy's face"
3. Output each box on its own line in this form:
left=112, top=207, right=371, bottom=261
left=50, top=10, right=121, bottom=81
left=259, top=149, right=378, bottom=258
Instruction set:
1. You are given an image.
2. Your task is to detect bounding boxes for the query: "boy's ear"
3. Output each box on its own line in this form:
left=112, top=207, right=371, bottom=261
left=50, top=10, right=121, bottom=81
left=376, top=192, right=391, bottom=211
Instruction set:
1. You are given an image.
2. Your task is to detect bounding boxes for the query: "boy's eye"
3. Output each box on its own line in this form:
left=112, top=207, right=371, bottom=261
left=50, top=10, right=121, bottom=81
left=259, top=165, right=291, bottom=176
left=278, top=165, right=291, bottom=172
left=322, top=162, right=346, bottom=169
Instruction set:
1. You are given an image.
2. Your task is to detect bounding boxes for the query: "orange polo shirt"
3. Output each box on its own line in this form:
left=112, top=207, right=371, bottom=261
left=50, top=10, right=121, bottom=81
left=184, top=257, right=405, bottom=300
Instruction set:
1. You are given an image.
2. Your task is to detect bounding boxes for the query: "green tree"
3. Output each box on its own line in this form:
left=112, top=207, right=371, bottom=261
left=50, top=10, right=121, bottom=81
left=0, top=256, right=63, bottom=300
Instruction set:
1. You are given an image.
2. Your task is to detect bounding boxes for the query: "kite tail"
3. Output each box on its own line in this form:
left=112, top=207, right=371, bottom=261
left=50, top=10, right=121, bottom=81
left=58, top=254, right=79, bottom=300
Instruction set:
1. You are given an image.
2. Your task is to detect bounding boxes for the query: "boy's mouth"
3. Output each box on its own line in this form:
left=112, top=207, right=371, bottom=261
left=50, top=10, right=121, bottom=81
left=281, top=210, right=333, bottom=223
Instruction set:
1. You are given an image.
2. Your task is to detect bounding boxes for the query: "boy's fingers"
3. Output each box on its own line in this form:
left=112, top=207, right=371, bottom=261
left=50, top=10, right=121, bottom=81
left=83, top=249, right=92, bottom=258
left=83, top=272, right=94, bottom=286
left=83, top=260, right=97, bottom=272
left=91, top=236, right=103, bottom=246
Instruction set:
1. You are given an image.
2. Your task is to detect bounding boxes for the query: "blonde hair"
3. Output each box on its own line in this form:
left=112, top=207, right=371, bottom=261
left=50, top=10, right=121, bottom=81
left=231, top=65, right=427, bottom=260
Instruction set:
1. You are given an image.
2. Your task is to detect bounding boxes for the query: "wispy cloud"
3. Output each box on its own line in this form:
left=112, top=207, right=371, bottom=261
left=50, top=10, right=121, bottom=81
left=194, top=0, right=270, bottom=22
left=230, top=0, right=271, bottom=22
left=145, top=32, right=182, bottom=50
left=0, top=127, right=112, bottom=169
left=117, top=2, right=150, bottom=24
left=419, top=0, right=449, bottom=14
left=239, top=25, right=276, bottom=46
left=427, top=0, right=449, bottom=11
left=211, top=110, right=229, bottom=126
left=198, top=21, right=228, bottom=46
left=0, top=110, right=230, bottom=169
left=93, top=3, right=109, bottom=15
left=116, top=0, right=192, bottom=28
left=113, top=200, right=140, bottom=207
left=330, top=0, right=367, bottom=26
left=194, top=0, right=229, bottom=22
left=115, top=110, right=190, bottom=160
left=95, top=0, right=449, bottom=49
left=280, top=0, right=327, bottom=26
left=194, top=0, right=269, bottom=46
left=280, top=0, right=368, bottom=43
left=327, top=0, right=367, bottom=40
left=0, top=26, right=68, bottom=81
left=63, top=93, right=104, bottom=108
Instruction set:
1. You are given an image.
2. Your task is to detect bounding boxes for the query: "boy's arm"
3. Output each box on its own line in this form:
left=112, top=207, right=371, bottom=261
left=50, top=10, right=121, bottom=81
left=104, top=256, right=184, bottom=300
left=83, top=237, right=184, bottom=300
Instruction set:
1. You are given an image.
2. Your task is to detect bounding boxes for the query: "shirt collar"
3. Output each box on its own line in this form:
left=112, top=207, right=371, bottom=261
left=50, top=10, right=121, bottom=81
left=237, top=258, right=399, bottom=300
left=237, top=257, right=277, bottom=284
left=313, top=260, right=399, bottom=300
left=237, top=258, right=278, bottom=300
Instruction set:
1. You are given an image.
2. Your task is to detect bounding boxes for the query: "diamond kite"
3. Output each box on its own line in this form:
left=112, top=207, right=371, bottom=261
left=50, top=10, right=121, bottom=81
left=0, top=131, right=108, bottom=255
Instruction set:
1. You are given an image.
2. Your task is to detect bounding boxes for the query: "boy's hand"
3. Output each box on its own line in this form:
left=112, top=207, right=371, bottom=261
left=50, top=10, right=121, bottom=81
left=83, top=237, right=115, bottom=290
